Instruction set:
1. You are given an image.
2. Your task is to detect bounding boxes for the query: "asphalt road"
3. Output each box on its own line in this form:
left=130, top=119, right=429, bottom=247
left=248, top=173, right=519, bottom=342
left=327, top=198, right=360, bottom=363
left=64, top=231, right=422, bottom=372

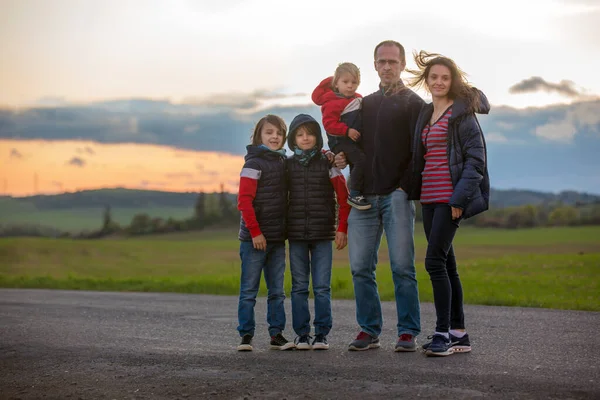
left=1, top=289, right=599, bottom=399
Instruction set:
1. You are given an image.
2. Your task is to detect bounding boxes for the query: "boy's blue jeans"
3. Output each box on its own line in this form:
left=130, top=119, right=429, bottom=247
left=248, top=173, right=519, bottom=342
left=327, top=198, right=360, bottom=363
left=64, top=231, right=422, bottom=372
left=348, top=189, right=421, bottom=337
left=237, top=241, right=286, bottom=337
left=289, top=240, right=333, bottom=337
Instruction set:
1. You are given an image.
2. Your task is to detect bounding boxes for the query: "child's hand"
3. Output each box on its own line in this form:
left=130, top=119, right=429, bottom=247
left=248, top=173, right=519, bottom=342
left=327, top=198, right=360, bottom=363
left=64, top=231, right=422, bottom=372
left=335, top=232, right=348, bottom=250
left=348, top=128, right=361, bottom=142
left=252, top=234, right=267, bottom=251
left=323, top=150, right=335, bottom=163
left=334, top=152, right=348, bottom=169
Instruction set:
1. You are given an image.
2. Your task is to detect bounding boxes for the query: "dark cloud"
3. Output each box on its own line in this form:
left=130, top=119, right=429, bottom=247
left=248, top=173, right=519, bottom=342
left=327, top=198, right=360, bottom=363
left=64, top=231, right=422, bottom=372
left=0, top=98, right=316, bottom=155
left=67, top=157, right=86, bottom=167
left=76, top=146, right=95, bottom=155
left=9, top=148, right=22, bottom=158
left=509, top=76, right=582, bottom=98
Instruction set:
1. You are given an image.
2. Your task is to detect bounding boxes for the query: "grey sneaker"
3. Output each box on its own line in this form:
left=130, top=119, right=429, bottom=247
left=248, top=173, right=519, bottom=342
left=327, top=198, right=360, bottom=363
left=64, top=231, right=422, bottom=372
left=270, top=333, right=295, bottom=351
left=422, top=333, right=471, bottom=353
left=312, top=334, right=329, bottom=350
left=348, top=331, right=380, bottom=351
left=237, top=334, right=253, bottom=351
left=395, top=333, right=417, bottom=352
left=294, top=334, right=312, bottom=350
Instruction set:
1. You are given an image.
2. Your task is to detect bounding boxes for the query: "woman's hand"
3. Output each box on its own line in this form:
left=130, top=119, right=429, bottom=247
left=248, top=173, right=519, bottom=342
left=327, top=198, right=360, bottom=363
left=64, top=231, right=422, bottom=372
left=252, top=234, right=267, bottom=251
left=451, top=206, right=463, bottom=220
left=335, top=232, right=348, bottom=250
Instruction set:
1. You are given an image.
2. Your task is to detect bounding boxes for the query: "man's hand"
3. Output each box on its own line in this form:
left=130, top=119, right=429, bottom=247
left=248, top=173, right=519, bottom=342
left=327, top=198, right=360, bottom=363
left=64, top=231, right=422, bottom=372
left=334, top=152, right=348, bottom=169
left=335, top=232, right=348, bottom=250
left=252, top=234, right=267, bottom=251
left=348, top=128, right=361, bottom=142
left=451, top=206, right=463, bottom=220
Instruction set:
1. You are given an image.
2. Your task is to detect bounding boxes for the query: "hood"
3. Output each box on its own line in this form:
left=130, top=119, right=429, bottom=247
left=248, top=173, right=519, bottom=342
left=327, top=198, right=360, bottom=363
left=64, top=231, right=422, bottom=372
left=311, top=76, right=339, bottom=106
left=287, top=114, right=323, bottom=151
left=450, top=88, right=491, bottom=120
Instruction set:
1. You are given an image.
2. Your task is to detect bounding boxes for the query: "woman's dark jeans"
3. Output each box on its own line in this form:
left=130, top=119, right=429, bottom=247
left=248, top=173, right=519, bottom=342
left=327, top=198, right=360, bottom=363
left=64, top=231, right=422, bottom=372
left=421, top=203, right=465, bottom=333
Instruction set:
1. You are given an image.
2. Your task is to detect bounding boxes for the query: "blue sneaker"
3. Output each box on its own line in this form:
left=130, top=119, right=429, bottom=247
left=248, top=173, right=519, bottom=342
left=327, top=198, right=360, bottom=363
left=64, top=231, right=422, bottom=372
left=422, top=333, right=471, bottom=353
left=425, top=334, right=454, bottom=357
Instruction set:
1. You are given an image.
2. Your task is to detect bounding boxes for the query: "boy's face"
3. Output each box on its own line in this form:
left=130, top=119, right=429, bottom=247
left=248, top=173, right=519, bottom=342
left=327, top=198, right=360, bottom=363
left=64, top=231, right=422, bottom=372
left=260, top=122, right=284, bottom=151
left=295, top=126, right=317, bottom=151
left=335, top=72, right=359, bottom=97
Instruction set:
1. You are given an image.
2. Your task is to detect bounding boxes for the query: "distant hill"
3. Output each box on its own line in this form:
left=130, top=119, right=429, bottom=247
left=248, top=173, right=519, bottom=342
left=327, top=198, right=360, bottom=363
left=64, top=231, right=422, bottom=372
left=1, top=187, right=598, bottom=211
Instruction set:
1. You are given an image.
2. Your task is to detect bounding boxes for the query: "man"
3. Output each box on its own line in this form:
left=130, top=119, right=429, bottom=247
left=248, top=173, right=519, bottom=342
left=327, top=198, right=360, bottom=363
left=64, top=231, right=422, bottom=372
left=338, top=40, right=424, bottom=351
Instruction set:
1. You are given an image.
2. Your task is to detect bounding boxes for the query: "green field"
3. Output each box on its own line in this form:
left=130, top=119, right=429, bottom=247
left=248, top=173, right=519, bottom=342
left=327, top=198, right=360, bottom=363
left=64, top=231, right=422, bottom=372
left=1, top=226, right=598, bottom=311
left=0, top=205, right=195, bottom=232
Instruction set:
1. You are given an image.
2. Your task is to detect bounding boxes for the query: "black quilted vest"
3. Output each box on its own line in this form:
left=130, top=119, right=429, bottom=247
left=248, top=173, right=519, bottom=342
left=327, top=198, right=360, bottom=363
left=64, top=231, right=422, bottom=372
left=238, top=146, right=287, bottom=242
left=286, top=155, right=336, bottom=241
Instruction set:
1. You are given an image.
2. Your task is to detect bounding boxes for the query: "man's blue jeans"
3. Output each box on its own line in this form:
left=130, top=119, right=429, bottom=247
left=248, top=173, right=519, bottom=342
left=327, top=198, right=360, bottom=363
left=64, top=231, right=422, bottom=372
left=289, top=240, right=333, bottom=337
left=348, top=189, right=420, bottom=337
left=237, top=240, right=286, bottom=337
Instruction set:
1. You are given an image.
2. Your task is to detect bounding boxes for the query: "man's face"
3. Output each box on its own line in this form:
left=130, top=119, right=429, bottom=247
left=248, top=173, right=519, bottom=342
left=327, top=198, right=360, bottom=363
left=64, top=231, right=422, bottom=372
left=374, top=45, right=405, bottom=87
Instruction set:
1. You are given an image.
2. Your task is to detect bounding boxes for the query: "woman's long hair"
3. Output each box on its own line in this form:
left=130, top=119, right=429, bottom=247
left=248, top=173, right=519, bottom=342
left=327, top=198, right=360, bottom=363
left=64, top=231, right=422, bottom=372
left=407, top=51, right=480, bottom=112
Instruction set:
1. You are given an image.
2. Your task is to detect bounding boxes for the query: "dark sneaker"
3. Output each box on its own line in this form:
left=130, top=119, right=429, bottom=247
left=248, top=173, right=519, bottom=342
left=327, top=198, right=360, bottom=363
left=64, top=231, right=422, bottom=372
left=270, top=333, right=295, bottom=351
left=425, top=334, right=454, bottom=357
left=422, top=333, right=471, bottom=353
left=348, top=331, right=380, bottom=351
left=237, top=334, right=253, bottom=351
left=294, top=334, right=312, bottom=350
left=347, top=195, right=372, bottom=210
left=312, top=334, right=329, bottom=350
left=394, top=333, right=417, bottom=352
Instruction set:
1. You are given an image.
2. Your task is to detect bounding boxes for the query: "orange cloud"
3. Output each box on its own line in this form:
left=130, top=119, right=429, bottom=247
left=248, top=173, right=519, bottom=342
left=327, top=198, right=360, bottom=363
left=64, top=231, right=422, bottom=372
left=0, top=139, right=245, bottom=196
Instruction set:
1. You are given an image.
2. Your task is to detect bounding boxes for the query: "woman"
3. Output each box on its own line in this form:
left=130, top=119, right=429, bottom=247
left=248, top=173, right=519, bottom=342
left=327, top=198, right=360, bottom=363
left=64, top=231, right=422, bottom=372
left=407, top=51, right=490, bottom=356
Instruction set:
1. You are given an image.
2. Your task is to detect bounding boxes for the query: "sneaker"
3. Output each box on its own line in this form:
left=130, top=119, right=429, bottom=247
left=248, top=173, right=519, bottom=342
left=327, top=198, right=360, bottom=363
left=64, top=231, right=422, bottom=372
left=347, top=195, right=372, bottom=210
left=425, top=334, right=454, bottom=357
left=394, top=333, right=417, bottom=352
left=294, top=334, right=312, bottom=350
left=237, top=334, right=253, bottom=351
left=270, top=333, right=296, bottom=351
left=422, top=333, right=471, bottom=353
left=312, top=334, right=329, bottom=350
left=348, top=331, right=380, bottom=351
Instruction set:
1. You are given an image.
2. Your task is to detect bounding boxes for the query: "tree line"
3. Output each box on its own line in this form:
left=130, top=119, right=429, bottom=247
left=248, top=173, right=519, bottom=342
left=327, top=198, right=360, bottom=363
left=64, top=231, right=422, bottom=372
left=1, top=187, right=599, bottom=238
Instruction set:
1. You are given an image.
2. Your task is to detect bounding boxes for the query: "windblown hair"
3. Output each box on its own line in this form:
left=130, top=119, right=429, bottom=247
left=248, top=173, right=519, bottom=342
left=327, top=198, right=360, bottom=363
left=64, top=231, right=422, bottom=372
left=407, top=50, right=480, bottom=112
left=251, top=114, right=287, bottom=147
left=332, top=62, right=361, bottom=91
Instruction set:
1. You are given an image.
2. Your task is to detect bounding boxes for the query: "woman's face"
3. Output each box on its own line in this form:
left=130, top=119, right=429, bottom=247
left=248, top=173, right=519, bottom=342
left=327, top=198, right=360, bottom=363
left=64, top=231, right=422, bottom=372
left=260, top=122, right=284, bottom=150
left=426, top=64, right=452, bottom=99
left=295, top=126, right=317, bottom=151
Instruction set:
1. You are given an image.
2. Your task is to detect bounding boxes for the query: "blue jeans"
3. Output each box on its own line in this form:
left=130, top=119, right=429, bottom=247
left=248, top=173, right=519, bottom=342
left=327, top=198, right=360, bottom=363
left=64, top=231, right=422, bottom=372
left=348, top=189, right=420, bottom=337
left=289, top=240, right=333, bottom=337
left=237, top=241, right=286, bottom=337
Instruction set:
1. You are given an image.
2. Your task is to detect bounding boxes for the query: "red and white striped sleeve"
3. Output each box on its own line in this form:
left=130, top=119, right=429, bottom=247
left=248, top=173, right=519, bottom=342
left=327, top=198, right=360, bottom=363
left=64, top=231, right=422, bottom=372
left=329, top=167, right=350, bottom=234
left=237, top=166, right=262, bottom=238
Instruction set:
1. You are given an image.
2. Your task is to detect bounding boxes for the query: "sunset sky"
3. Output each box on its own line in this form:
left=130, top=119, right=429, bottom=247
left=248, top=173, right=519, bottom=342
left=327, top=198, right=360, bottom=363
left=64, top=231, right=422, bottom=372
left=1, top=0, right=599, bottom=196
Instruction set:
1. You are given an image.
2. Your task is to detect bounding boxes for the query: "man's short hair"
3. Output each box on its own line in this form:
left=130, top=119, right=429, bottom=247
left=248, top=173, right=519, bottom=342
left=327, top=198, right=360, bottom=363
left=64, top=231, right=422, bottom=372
left=374, top=40, right=405, bottom=61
